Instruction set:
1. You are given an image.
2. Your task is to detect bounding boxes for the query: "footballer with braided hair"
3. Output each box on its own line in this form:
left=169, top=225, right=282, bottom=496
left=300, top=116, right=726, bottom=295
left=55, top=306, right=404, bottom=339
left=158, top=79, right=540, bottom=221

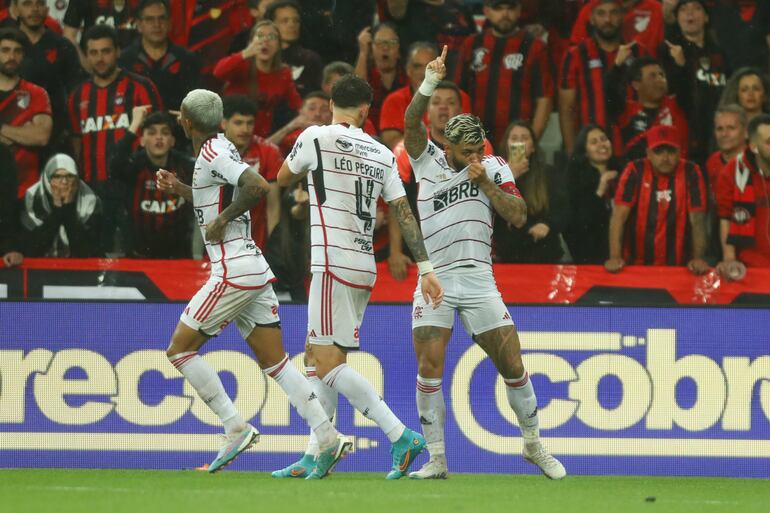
left=401, top=45, right=566, bottom=480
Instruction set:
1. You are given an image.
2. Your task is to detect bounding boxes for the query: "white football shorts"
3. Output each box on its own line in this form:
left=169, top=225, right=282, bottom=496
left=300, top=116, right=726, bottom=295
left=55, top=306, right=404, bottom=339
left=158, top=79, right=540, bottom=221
left=307, top=272, right=371, bottom=349
left=412, top=266, right=513, bottom=336
left=181, top=277, right=280, bottom=338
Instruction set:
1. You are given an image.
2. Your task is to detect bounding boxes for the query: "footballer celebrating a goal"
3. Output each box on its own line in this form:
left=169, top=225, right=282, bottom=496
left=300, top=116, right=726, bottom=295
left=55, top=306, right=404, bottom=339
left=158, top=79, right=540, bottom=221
left=403, top=47, right=566, bottom=480
left=156, top=89, right=350, bottom=477
left=274, top=75, right=444, bottom=480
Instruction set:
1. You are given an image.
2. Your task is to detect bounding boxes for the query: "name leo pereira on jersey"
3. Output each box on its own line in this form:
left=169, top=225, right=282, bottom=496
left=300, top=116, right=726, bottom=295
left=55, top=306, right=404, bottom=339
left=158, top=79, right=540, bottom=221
left=333, top=156, right=385, bottom=181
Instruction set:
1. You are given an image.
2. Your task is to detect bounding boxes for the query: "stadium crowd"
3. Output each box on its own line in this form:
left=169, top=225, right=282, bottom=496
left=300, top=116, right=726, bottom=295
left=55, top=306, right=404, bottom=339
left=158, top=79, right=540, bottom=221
left=1, top=0, right=769, bottom=296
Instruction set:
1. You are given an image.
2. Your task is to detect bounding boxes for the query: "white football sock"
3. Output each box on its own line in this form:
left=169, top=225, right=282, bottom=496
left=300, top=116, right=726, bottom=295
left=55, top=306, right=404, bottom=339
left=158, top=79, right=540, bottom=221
left=305, top=366, right=339, bottom=457
left=504, top=371, right=540, bottom=442
left=323, top=364, right=405, bottom=443
left=169, top=351, right=245, bottom=435
left=264, top=356, right=338, bottom=449
left=416, top=375, right=446, bottom=456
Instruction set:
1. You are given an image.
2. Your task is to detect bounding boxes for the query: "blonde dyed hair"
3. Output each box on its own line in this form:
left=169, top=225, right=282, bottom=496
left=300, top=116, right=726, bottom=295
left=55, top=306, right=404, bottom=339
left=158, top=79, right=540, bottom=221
left=444, top=114, right=485, bottom=146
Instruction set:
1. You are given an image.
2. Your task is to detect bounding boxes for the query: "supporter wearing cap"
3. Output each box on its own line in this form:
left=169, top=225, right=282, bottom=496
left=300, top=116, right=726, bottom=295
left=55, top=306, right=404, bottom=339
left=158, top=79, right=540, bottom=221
left=606, top=124, right=709, bottom=274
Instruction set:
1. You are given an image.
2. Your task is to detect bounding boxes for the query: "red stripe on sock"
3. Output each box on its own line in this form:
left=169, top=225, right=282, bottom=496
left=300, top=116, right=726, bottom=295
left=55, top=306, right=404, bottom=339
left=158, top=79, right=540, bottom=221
left=171, top=352, right=198, bottom=369
left=267, top=356, right=289, bottom=378
left=505, top=372, right=529, bottom=388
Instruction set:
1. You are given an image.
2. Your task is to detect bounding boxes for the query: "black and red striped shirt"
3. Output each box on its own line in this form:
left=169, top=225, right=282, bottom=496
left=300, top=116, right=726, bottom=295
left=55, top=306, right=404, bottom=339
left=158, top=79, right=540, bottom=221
left=613, top=96, right=689, bottom=161
left=168, top=0, right=251, bottom=79
left=109, top=131, right=194, bottom=258
left=615, top=158, right=706, bottom=265
left=0, top=79, right=52, bottom=198
left=63, top=0, right=140, bottom=47
left=560, top=37, right=644, bottom=130
left=67, top=70, right=162, bottom=184
left=454, top=28, right=553, bottom=145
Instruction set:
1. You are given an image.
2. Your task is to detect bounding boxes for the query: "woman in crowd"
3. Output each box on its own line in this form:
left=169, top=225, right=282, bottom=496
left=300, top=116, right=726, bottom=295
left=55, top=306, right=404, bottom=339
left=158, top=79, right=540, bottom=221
left=719, top=67, right=770, bottom=125
left=564, top=124, right=620, bottom=264
left=213, top=20, right=302, bottom=138
left=20, top=154, right=102, bottom=258
left=493, top=120, right=568, bottom=264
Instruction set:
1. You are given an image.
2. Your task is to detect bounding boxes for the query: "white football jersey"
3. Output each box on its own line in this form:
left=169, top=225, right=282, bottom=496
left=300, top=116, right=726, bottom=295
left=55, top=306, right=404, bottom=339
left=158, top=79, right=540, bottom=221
left=410, top=140, right=517, bottom=273
left=192, top=134, right=274, bottom=289
left=287, top=123, right=406, bottom=288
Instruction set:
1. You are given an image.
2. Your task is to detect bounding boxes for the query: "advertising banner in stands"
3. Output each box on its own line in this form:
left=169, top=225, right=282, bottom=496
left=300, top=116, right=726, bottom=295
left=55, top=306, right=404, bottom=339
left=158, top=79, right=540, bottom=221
left=4, top=259, right=770, bottom=304
left=1, top=303, right=768, bottom=477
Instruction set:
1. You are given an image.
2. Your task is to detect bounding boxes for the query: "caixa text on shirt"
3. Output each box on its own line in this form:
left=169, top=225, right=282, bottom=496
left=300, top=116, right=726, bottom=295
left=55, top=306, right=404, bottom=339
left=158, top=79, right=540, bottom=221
left=433, top=181, right=479, bottom=212
left=80, top=113, right=130, bottom=133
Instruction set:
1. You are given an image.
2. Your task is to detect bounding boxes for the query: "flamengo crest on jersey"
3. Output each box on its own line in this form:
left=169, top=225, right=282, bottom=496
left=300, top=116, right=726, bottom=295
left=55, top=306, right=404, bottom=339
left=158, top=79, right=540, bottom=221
left=192, top=134, right=274, bottom=288
left=287, top=124, right=406, bottom=288
left=410, top=140, right=515, bottom=273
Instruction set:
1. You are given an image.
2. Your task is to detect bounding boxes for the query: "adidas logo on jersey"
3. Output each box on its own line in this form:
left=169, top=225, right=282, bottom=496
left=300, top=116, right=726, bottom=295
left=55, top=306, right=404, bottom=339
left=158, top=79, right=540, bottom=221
left=433, top=181, right=480, bottom=212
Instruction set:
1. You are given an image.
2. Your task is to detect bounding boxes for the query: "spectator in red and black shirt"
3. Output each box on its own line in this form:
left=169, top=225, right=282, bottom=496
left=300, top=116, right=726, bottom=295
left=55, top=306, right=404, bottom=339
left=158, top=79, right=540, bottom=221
left=14, top=0, right=81, bottom=152
left=572, top=0, right=664, bottom=55
left=265, top=0, right=322, bottom=97
left=167, top=0, right=251, bottom=89
left=63, top=0, right=139, bottom=55
left=606, top=124, right=709, bottom=273
left=67, top=24, right=162, bottom=253
left=0, top=27, right=53, bottom=199
left=68, top=24, right=162, bottom=187
left=659, top=0, right=729, bottom=165
left=608, top=56, right=688, bottom=161
left=559, top=0, right=644, bottom=154
left=213, top=20, right=302, bottom=138
left=716, top=114, right=770, bottom=276
left=454, top=0, right=553, bottom=145
left=222, top=95, right=283, bottom=253
left=354, top=22, right=407, bottom=131
left=109, top=106, right=193, bottom=258
left=119, top=0, right=200, bottom=114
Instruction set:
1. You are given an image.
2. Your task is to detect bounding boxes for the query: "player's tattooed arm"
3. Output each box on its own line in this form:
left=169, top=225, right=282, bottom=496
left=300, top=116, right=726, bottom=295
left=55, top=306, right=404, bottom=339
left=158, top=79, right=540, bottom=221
left=404, top=45, right=447, bottom=159
left=389, top=196, right=429, bottom=263
left=403, top=92, right=429, bottom=159
left=479, top=180, right=528, bottom=228
left=206, top=168, right=269, bottom=242
left=220, top=168, right=269, bottom=221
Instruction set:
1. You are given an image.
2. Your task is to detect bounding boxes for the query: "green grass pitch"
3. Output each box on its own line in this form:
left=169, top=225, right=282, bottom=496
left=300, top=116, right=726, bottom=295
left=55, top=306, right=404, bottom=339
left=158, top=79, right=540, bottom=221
left=2, top=469, right=769, bottom=513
